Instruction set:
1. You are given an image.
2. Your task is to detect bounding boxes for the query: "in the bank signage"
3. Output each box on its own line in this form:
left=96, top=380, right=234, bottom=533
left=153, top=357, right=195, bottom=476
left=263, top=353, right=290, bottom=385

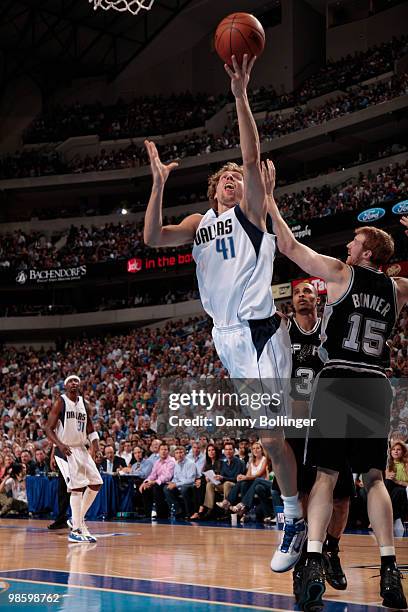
left=16, top=265, right=87, bottom=284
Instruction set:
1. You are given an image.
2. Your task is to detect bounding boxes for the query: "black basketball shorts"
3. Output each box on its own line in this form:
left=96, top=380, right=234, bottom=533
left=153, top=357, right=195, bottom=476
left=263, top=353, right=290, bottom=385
left=306, top=366, right=392, bottom=474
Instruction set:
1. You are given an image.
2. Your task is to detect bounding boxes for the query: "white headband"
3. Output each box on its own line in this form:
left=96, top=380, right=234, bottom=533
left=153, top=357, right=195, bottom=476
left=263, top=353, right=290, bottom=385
left=64, top=375, right=81, bottom=386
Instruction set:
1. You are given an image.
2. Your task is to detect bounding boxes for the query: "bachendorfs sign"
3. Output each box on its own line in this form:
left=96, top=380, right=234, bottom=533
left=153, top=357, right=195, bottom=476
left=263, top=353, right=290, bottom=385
left=15, top=265, right=87, bottom=285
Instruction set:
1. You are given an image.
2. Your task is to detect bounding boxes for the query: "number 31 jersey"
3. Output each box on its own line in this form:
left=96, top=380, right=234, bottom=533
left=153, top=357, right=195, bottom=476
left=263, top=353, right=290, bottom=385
left=192, top=205, right=276, bottom=327
left=55, top=394, right=88, bottom=447
left=320, top=265, right=397, bottom=370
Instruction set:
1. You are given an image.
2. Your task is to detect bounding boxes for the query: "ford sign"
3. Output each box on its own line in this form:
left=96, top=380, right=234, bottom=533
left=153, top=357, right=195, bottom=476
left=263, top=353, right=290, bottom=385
left=392, top=200, right=408, bottom=215
left=357, top=208, right=386, bottom=223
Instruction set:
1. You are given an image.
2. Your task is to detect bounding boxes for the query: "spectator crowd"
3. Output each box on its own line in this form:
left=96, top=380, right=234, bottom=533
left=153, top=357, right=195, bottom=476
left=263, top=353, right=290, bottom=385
left=65, top=68, right=408, bottom=174
left=22, top=35, right=408, bottom=144
left=249, top=34, right=408, bottom=112
left=1, top=288, right=200, bottom=318
left=0, top=307, right=407, bottom=522
left=0, top=69, right=406, bottom=180
left=23, top=93, right=227, bottom=145
left=1, top=160, right=406, bottom=271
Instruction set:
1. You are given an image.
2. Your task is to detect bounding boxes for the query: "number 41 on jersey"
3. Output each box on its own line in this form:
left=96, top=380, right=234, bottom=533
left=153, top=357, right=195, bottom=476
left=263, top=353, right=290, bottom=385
left=216, top=237, right=236, bottom=260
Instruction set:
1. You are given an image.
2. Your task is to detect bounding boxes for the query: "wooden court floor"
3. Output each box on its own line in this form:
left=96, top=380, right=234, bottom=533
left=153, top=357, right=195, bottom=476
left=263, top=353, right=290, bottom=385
left=0, top=519, right=407, bottom=611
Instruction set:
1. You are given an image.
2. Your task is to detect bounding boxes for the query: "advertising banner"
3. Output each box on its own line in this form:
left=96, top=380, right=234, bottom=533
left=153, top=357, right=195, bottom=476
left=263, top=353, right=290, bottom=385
left=15, top=265, right=87, bottom=285
left=272, top=282, right=292, bottom=299
left=292, top=276, right=327, bottom=295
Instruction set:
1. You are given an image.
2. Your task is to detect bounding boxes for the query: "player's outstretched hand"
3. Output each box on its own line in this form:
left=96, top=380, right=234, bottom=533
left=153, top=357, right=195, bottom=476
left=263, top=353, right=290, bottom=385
left=400, top=216, right=408, bottom=236
left=145, top=139, right=179, bottom=187
left=224, top=54, right=256, bottom=99
left=261, top=159, right=276, bottom=196
left=58, top=443, right=72, bottom=457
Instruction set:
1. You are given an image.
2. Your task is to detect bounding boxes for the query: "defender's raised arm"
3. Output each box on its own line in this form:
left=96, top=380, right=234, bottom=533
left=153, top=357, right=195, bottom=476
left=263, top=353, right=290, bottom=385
left=262, top=159, right=348, bottom=286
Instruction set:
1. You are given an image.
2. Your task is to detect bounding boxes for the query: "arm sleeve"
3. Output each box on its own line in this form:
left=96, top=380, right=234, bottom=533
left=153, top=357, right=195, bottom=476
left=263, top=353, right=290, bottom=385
left=177, top=463, right=196, bottom=487
left=159, top=459, right=175, bottom=485
left=148, top=462, right=159, bottom=482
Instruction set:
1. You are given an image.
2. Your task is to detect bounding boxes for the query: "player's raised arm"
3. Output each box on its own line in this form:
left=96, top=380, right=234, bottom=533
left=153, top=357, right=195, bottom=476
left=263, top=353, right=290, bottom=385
left=262, top=159, right=348, bottom=284
left=224, top=55, right=266, bottom=229
left=143, top=140, right=201, bottom=247
left=394, top=216, right=408, bottom=310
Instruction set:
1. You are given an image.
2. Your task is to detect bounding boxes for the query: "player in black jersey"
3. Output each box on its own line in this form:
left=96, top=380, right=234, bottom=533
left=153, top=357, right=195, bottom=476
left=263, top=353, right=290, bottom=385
left=289, top=283, right=323, bottom=404
left=288, top=282, right=351, bottom=601
left=265, top=158, right=408, bottom=610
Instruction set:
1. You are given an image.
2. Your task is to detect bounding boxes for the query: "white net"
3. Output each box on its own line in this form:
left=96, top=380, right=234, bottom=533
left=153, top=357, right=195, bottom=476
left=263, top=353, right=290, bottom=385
left=90, top=0, right=155, bottom=16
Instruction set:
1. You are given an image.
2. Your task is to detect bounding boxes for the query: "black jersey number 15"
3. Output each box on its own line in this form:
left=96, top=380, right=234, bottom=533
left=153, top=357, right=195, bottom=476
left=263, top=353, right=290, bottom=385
left=342, top=313, right=387, bottom=357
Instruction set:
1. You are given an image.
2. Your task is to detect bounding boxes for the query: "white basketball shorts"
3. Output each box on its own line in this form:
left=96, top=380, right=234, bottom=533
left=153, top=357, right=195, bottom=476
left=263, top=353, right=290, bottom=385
left=55, top=446, right=103, bottom=492
left=212, top=313, right=292, bottom=418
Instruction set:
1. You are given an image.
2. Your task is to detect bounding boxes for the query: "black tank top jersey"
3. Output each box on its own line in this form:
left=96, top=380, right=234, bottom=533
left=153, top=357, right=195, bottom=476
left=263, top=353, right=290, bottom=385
left=320, top=265, right=397, bottom=371
left=288, top=316, right=323, bottom=400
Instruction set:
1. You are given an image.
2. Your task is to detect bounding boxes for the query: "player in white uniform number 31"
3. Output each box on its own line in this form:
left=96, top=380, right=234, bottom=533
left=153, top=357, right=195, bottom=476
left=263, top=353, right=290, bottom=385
left=45, top=375, right=103, bottom=543
left=144, top=55, right=306, bottom=571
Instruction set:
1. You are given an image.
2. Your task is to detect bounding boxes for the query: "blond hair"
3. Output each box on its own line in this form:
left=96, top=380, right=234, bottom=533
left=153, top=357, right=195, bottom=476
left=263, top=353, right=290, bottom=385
left=355, top=226, right=394, bottom=266
left=251, top=440, right=271, bottom=472
left=207, top=162, right=243, bottom=204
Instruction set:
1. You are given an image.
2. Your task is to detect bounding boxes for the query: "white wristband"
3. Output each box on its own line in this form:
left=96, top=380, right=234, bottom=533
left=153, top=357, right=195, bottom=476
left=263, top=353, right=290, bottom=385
left=88, top=432, right=99, bottom=443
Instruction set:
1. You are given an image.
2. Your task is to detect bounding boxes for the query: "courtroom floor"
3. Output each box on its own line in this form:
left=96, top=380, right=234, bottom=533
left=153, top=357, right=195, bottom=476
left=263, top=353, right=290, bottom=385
left=0, top=519, right=407, bottom=611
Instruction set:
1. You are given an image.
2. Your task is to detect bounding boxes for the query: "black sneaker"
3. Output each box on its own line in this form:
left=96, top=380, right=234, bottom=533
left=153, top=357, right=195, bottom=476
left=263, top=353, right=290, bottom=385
left=47, top=520, right=68, bottom=530
left=322, top=548, right=347, bottom=590
left=298, top=557, right=325, bottom=612
left=380, top=565, right=407, bottom=609
left=293, top=559, right=305, bottom=604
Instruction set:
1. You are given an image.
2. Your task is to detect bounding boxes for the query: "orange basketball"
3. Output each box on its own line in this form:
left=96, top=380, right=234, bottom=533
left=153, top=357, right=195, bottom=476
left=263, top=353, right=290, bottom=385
left=214, top=13, right=265, bottom=66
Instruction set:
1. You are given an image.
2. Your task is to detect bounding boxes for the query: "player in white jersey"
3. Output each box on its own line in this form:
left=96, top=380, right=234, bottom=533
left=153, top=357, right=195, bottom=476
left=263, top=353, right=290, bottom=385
left=144, top=55, right=306, bottom=572
left=45, top=375, right=103, bottom=543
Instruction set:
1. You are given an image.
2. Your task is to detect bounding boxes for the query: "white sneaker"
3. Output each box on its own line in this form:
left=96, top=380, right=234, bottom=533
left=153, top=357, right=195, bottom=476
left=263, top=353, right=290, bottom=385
left=81, top=522, right=97, bottom=542
left=270, top=517, right=307, bottom=573
left=68, top=529, right=90, bottom=543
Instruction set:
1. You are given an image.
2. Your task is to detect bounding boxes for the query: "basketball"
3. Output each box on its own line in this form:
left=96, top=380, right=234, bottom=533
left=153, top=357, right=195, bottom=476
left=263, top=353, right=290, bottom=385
left=214, top=13, right=265, bottom=66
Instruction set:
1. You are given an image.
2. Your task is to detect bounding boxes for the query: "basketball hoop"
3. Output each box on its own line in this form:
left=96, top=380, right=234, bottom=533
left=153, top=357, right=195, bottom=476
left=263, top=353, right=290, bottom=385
left=90, top=0, right=155, bottom=16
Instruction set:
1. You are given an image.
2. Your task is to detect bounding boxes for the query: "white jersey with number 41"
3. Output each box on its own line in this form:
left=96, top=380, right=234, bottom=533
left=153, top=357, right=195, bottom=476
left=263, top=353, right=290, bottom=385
left=192, top=205, right=276, bottom=327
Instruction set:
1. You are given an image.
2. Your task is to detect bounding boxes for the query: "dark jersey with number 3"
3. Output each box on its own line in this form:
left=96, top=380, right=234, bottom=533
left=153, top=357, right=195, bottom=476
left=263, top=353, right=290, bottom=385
left=289, top=316, right=323, bottom=400
left=320, top=265, right=397, bottom=371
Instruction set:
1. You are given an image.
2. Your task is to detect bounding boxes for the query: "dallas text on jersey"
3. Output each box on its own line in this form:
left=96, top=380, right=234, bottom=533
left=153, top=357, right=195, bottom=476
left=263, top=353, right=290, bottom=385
left=194, top=219, right=233, bottom=245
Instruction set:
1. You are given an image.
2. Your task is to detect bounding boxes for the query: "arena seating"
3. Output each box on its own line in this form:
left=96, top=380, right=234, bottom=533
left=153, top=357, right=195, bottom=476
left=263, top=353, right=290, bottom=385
left=0, top=306, right=407, bottom=521
left=1, top=160, right=406, bottom=270
left=1, top=72, right=406, bottom=181
left=21, top=35, right=407, bottom=144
